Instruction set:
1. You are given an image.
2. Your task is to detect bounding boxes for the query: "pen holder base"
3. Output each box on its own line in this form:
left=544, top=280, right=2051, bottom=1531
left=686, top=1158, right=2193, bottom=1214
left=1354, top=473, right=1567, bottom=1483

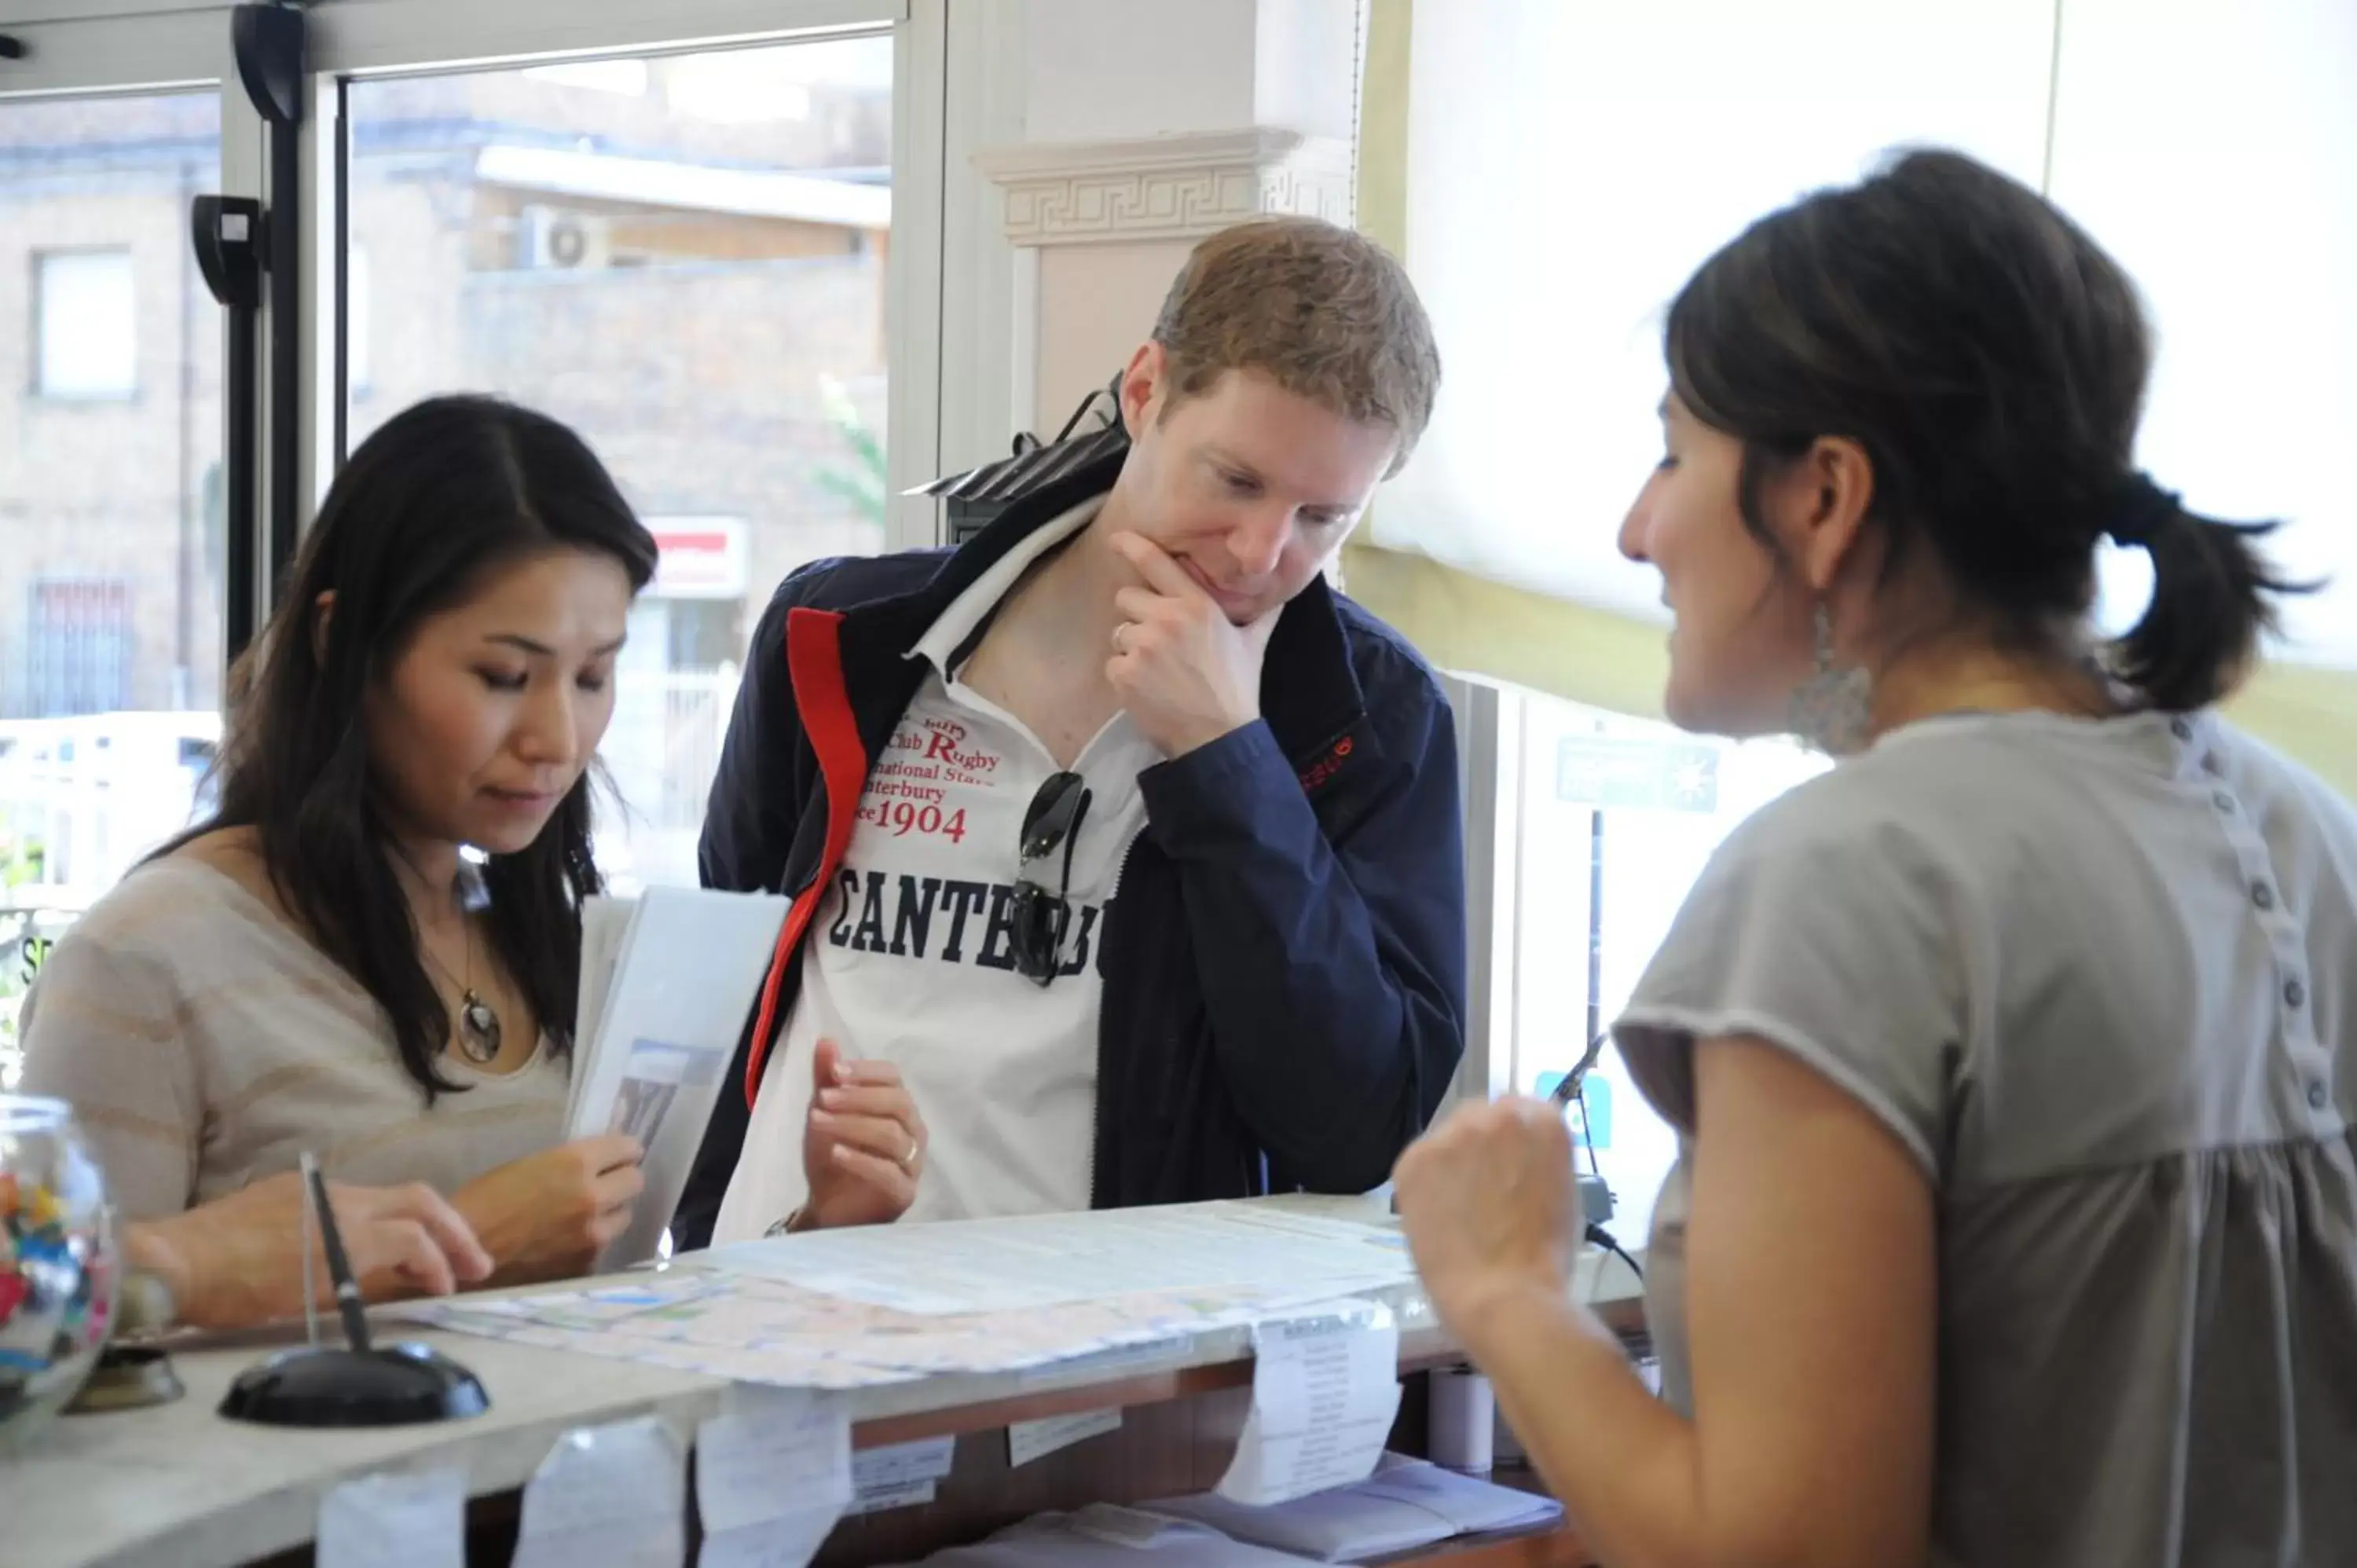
left=218, top=1342, right=489, bottom=1427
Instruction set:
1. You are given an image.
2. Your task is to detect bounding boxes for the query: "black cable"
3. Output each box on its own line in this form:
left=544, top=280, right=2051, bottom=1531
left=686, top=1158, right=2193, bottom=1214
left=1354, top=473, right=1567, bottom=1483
left=1572, top=1083, right=1604, bottom=1178
left=1586, top=1222, right=1644, bottom=1286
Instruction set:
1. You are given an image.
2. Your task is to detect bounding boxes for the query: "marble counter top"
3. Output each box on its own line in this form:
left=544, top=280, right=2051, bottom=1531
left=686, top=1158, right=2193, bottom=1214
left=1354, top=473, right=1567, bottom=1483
left=1, top=1200, right=1640, bottom=1568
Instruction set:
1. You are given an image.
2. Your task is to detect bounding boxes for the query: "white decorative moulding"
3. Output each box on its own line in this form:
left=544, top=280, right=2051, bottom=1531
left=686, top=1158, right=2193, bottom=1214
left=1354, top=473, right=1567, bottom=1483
left=973, top=127, right=1353, bottom=247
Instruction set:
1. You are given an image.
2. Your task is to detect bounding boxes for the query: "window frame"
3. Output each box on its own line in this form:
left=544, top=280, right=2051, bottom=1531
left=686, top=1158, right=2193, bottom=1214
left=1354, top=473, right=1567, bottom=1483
left=3, top=0, right=978, bottom=653
left=295, top=0, right=947, bottom=559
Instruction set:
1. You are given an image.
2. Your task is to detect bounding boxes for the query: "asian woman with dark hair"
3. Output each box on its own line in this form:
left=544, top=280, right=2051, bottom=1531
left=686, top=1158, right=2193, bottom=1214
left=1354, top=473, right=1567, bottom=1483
left=25, top=395, right=661, bottom=1328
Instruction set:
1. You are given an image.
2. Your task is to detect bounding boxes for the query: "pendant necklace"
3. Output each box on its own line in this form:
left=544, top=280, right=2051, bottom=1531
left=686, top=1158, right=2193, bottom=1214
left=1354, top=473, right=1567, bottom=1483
left=430, top=912, right=504, bottom=1066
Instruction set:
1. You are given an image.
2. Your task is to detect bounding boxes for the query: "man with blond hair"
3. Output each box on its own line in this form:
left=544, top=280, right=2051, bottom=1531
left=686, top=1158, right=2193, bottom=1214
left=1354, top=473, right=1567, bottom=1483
left=675, top=216, right=1463, bottom=1247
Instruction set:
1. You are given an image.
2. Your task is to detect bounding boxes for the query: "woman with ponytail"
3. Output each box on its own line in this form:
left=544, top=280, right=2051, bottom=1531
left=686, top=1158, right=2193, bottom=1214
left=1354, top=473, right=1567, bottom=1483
left=1394, top=150, right=2352, bottom=1568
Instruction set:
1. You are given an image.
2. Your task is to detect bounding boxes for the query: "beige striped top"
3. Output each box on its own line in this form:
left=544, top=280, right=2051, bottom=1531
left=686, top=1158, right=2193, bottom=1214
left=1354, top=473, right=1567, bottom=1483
left=17, top=856, right=570, bottom=1221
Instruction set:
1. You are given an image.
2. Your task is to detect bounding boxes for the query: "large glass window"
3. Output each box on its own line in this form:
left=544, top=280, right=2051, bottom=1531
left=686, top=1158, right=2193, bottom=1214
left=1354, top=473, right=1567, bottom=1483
left=343, top=36, right=895, bottom=892
left=1495, top=691, right=1828, bottom=1243
left=34, top=249, right=138, bottom=400
left=0, top=90, right=225, bottom=1086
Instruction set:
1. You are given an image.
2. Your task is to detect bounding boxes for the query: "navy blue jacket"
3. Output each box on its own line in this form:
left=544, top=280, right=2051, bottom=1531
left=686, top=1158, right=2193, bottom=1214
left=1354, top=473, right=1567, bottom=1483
left=672, top=449, right=1468, bottom=1250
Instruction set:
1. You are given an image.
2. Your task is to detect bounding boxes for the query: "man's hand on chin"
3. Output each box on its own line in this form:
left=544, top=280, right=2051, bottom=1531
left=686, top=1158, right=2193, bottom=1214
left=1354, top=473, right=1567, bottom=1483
left=1105, top=532, right=1281, bottom=757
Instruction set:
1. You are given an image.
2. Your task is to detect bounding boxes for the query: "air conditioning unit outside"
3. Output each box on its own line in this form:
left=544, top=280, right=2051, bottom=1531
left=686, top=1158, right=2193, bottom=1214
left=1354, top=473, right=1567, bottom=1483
left=518, top=204, right=612, bottom=269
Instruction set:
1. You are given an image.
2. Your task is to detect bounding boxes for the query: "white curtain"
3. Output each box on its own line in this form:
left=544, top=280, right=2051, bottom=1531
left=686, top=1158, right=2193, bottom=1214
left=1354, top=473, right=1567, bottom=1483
left=1373, top=0, right=2357, bottom=670
left=2047, top=0, right=2357, bottom=665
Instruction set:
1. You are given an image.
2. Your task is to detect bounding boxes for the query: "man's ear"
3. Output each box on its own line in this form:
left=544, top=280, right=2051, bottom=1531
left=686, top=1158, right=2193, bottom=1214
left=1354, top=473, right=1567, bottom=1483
left=1117, top=341, right=1166, bottom=440
left=310, top=590, right=335, bottom=663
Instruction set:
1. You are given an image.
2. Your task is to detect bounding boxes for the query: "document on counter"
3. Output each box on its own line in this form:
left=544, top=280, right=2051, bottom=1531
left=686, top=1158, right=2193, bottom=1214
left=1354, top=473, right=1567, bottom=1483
left=511, top=1415, right=686, bottom=1568
left=1214, top=1301, right=1401, bottom=1508
left=696, top=1386, right=852, bottom=1568
left=698, top=1198, right=1410, bottom=1314
left=317, top=1467, right=465, bottom=1568
left=569, top=886, right=789, bottom=1270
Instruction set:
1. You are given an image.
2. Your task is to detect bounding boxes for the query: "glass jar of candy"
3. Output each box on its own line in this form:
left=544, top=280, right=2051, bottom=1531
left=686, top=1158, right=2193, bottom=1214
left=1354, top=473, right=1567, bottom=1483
left=0, top=1094, right=117, bottom=1455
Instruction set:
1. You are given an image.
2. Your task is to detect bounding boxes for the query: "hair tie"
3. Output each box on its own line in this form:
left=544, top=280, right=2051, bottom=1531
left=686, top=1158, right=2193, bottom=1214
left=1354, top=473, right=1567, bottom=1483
left=2107, top=473, right=2182, bottom=549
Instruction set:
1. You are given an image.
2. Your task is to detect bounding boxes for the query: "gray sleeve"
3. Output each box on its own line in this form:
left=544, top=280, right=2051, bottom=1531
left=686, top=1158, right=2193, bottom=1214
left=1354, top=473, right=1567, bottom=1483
left=17, top=928, right=203, bottom=1220
left=1613, top=811, right=1964, bottom=1178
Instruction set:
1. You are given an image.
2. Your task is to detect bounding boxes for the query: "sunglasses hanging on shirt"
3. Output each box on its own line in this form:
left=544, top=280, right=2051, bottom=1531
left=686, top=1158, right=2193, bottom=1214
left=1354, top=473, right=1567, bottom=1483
left=1011, top=771, right=1093, bottom=986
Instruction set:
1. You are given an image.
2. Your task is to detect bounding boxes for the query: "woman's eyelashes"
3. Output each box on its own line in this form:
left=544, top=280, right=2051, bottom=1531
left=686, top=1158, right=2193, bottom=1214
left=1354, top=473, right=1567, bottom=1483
left=475, top=665, right=613, bottom=694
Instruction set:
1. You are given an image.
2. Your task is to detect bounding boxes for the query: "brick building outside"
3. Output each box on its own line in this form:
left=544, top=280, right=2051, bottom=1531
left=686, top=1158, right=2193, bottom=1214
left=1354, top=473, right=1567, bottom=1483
left=0, top=44, right=893, bottom=907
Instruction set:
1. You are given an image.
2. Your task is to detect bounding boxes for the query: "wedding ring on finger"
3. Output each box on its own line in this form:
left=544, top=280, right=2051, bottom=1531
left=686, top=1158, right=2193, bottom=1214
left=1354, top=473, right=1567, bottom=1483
left=899, top=1138, right=920, bottom=1173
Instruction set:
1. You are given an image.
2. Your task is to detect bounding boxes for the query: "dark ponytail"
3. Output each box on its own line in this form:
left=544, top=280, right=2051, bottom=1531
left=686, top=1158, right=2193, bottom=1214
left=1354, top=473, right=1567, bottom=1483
left=2105, top=476, right=2309, bottom=711
left=1666, top=148, right=2311, bottom=713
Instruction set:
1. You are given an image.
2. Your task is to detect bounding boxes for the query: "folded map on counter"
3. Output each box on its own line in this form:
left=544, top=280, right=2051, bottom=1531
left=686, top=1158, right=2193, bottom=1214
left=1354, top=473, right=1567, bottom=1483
left=400, top=1197, right=1419, bottom=1392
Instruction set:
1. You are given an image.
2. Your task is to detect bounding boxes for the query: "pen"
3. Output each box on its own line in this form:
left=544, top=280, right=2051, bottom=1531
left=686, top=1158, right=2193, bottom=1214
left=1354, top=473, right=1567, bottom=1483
left=1549, top=1032, right=1609, bottom=1107
left=301, top=1152, right=374, bottom=1354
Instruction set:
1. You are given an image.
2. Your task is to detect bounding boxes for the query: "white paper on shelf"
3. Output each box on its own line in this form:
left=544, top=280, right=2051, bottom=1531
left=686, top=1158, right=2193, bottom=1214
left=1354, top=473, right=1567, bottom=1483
left=1215, top=1300, right=1401, bottom=1508
left=698, top=1199, right=1409, bottom=1314
left=1354, top=1455, right=1561, bottom=1535
left=841, top=1432, right=955, bottom=1516
left=1059, top=1505, right=1196, bottom=1548
left=854, top=1434, right=955, bottom=1491
left=567, top=885, right=789, bottom=1269
left=707, top=1507, right=878, bottom=1568
left=1153, top=1453, right=1559, bottom=1562
left=511, top=1415, right=685, bottom=1568
left=316, top=1467, right=465, bottom=1568
left=698, top=1513, right=840, bottom=1568
left=696, top=1385, right=852, bottom=1531
left=844, top=1479, right=937, bottom=1517
left=1007, top=1406, right=1124, bottom=1467
left=934, top=1508, right=1328, bottom=1566
left=1148, top=1488, right=1445, bottom=1563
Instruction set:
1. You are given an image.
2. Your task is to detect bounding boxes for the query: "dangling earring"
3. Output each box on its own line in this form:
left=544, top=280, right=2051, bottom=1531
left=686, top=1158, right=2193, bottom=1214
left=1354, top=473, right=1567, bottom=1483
left=1787, top=602, right=1873, bottom=755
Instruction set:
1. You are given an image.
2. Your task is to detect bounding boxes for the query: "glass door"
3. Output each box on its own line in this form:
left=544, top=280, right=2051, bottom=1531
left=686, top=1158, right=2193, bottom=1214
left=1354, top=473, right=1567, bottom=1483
left=0, top=86, right=226, bottom=1081
left=0, top=0, right=948, bottom=1081
left=340, top=33, right=896, bottom=889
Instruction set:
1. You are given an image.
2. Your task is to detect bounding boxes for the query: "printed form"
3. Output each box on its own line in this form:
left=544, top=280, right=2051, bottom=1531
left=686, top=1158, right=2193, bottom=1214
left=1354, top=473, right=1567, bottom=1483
left=1216, top=1300, right=1402, bottom=1507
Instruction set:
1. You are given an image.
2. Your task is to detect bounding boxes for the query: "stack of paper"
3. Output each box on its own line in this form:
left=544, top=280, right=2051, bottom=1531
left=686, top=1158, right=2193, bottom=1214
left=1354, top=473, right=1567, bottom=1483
left=1352, top=1456, right=1563, bottom=1535
left=1151, top=1455, right=1563, bottom=1563
left=567, top=887, right=789, bottom=1270
left=892, top=1504, right=1321, bottom=1566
